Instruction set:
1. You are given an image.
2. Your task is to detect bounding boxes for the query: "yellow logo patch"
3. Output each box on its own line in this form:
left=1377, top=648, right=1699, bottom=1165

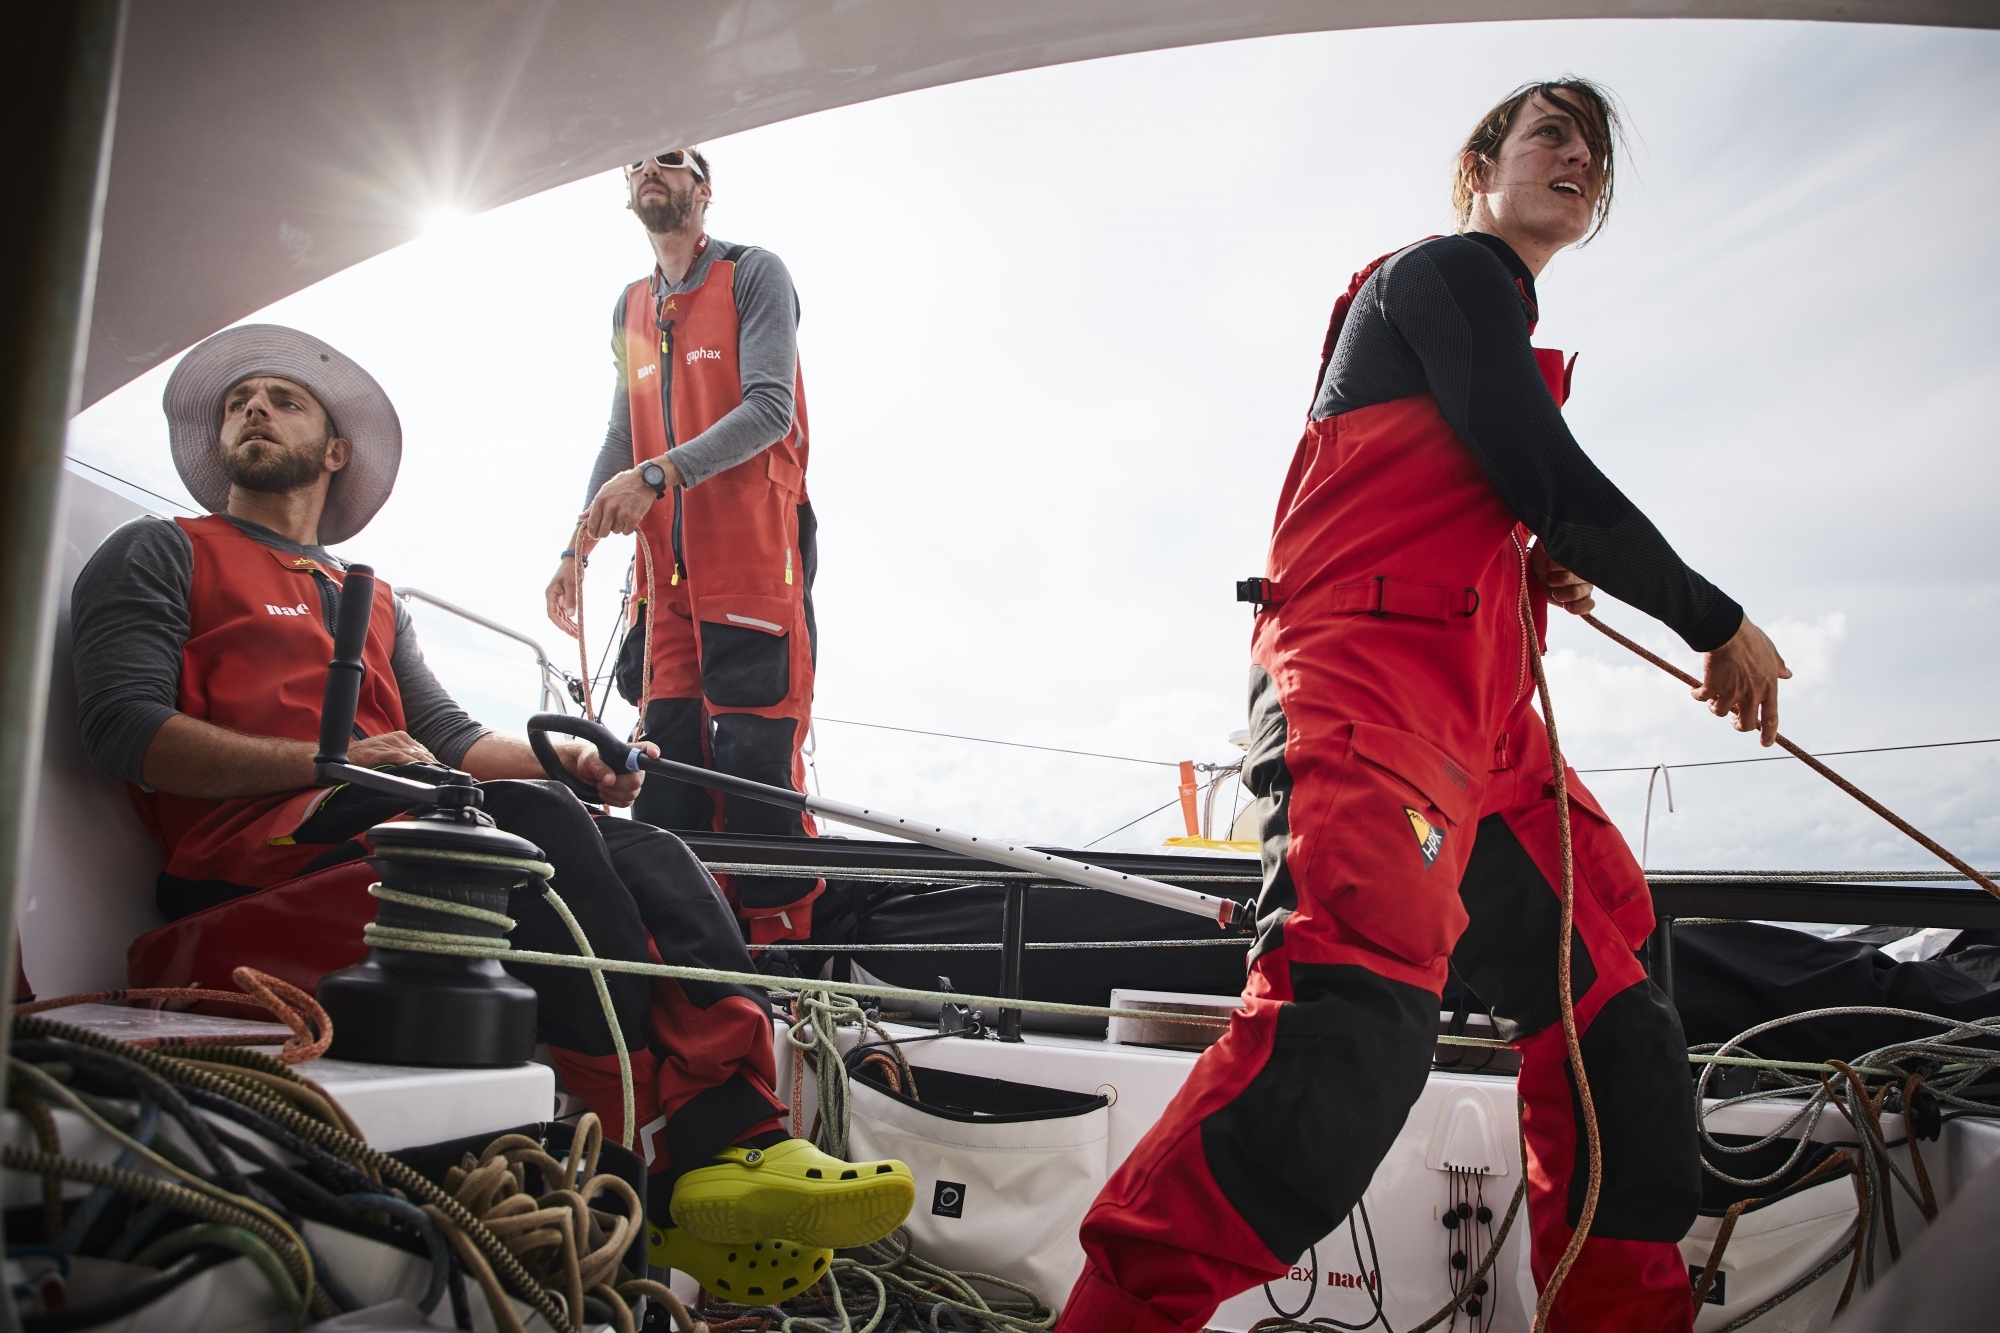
left=1405, top=807, right=1444, bottom=869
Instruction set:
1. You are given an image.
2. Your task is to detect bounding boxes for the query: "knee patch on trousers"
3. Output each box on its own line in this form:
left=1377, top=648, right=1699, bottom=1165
left=1567, top=980, right=1702, bottom=1239
left=1199, top=964, right=1437, bottom=1263
left=709, top=715, right=804, bottom=840
left=635, top=698, right=715, bottom=832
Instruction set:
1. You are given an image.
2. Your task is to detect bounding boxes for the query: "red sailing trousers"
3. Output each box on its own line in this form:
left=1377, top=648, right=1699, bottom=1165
left=1057, top=381, right=1700, bottom=1330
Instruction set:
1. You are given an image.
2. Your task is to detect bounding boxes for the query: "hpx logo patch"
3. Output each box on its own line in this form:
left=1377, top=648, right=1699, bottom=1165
left=1405, top=807, right=1444, bottom=868
left=931, top=1180, right=966, bottom=1219
left=265, top=603, right=312, bottom=617
left=684, top=347, right=721, bottom=365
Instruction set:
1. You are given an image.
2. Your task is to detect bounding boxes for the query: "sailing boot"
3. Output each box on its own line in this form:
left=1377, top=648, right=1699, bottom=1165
left=669, top=1138, right=915, bottom=1249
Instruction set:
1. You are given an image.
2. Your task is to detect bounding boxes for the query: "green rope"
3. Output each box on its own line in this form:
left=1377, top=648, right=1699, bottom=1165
left=133, top=1223, right=304, bottom=1314
left=530, top=881, right=637, bottom=1153
left=367, top=845, right=555, bottom=878
left=362, top=847, right=638, bottom=1153
left=367, top=883, right=515, bottom=930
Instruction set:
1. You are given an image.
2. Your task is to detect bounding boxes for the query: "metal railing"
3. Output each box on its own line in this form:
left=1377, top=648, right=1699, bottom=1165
left=396, top=587, right=571, bottom=715
left=683, top=832, right=2000, bottom=1035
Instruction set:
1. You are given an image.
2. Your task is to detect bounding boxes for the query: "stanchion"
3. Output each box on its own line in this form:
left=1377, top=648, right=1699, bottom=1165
left=997, top=883, right=1027, bottom=1042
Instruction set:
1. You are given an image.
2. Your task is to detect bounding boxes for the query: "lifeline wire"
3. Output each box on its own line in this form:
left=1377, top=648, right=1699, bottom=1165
left=1579, top=735, right=2000, bottom=774
left=1085, top=775, right=1225, bottom=848
left=815, top=717, right=1183, bottom=768
left=64, top=457, right=203, bottom=515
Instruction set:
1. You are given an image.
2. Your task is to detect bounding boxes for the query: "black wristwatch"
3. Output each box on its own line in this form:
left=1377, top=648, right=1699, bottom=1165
left=639, top=460, right=669, bottom=498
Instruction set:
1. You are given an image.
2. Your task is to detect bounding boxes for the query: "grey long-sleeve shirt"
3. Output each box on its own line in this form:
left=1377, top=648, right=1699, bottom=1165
left=71, top=515, right=490, bottom=784
left=583, top=239, right=801, bottom=503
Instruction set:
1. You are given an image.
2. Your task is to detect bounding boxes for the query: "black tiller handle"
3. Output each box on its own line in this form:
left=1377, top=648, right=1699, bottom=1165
left=316, top=564, right=376, bottom=764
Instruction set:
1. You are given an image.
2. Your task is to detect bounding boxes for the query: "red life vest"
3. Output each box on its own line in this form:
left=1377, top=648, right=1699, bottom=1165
left=130, top=515, right=405, bottom=889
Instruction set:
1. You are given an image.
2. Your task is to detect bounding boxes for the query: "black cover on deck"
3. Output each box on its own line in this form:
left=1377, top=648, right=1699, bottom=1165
left=1667, top=921, right=2000, bottom=1064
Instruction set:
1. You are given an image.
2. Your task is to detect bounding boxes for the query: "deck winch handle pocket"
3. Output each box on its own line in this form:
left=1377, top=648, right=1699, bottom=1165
left=526, top=713, right=1255, bottom=926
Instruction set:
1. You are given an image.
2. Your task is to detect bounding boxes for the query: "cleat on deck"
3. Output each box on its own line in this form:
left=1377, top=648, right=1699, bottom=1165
left=669, top=1138, right=915, bottom=1249
left=648, top=1221, right=831, bottom=1301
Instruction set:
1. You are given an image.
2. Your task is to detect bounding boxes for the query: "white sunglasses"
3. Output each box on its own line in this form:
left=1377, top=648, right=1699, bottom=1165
left=625, top=149, right=705, bottom=182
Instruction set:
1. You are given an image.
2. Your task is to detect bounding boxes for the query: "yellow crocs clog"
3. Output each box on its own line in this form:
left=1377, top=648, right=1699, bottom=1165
left=669, top=1138, right=915, bottom=1249
left=648, top=1221, right=831, bottom=1303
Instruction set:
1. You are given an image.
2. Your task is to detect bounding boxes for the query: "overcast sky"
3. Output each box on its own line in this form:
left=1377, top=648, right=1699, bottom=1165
left=67, top=18, right=1999, bottom=872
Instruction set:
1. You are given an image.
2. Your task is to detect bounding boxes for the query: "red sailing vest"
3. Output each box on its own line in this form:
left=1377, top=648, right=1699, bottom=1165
left=130, top=515, right=406, bottom=889
left=622, top=247, right=811, bottom=585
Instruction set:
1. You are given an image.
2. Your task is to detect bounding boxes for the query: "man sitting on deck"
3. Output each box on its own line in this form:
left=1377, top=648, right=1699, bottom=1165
left=68, top=323, right=912, bottom=1268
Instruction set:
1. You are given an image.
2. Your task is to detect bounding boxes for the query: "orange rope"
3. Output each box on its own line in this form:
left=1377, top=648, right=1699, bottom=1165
left=17, top=966, right=333, bottom=1064
left=1581, top=613, right=2000, bottom=900
left=568, top=520, right=596, bottom=722
left=1521, top=547, right=1600, bottom=1333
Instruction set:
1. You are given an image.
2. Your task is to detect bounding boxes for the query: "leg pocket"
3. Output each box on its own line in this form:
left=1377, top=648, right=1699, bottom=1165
left=696, top=595, right=793, bottom=708
left=1298, top=722, right=1480, bottom=971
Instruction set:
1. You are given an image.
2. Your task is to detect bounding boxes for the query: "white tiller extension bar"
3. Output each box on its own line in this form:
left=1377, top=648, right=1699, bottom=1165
left=528, top=714, right=1249, bottom=927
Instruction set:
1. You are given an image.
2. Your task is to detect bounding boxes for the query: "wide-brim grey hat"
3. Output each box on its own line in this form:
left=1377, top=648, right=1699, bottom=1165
left=163, top=324, right=401, bottom=546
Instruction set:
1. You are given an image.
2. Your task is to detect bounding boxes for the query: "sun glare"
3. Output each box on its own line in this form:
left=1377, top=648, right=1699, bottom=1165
left=419, top=206, right=473, bottom=238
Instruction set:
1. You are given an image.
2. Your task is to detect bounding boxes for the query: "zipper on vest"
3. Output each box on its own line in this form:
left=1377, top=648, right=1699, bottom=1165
left=670, top=486, right=685, bottom=585
left=313, top=569, right=340, bottom=637
left=1511, top=533, right=1530, bottom=705
left=659, top=324, right=686, bottom=586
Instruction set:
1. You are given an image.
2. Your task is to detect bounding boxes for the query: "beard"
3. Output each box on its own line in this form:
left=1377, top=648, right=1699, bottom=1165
left=633, top=183, right=697, bottom=234
left=221, top=435, right=329, bottom=494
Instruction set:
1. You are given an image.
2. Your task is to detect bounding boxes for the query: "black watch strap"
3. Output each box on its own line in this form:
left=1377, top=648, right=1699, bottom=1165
left=640, top=461, right=668, bottom=498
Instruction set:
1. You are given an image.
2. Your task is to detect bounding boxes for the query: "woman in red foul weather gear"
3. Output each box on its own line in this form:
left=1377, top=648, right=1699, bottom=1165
left=1055, top=81, right=1792, bottom=1333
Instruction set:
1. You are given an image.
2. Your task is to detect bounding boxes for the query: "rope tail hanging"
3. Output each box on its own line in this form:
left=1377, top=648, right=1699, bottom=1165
left=1520, top=552, right=1601, bottom=1332
left=1581, top=613, right=2000, bottom=900
left=567, top=519, right=596, bottom=722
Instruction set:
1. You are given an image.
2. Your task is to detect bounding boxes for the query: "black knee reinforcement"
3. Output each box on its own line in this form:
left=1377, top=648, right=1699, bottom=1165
left=1199, top=964, right=1438, bottom=1263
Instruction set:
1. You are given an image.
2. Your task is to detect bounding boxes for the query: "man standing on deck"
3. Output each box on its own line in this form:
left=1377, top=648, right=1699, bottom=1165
left=546, top=145, right=821, bottom=945
left=1056, top=82, right=1791, bottom=1332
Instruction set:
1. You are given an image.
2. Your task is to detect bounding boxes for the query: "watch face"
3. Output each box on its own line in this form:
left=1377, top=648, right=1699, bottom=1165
left=641, top=462, right=666, bottom=491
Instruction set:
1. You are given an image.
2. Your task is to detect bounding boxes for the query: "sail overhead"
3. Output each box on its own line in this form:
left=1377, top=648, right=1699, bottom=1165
left=84, top=0, right=1993, bottom=408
